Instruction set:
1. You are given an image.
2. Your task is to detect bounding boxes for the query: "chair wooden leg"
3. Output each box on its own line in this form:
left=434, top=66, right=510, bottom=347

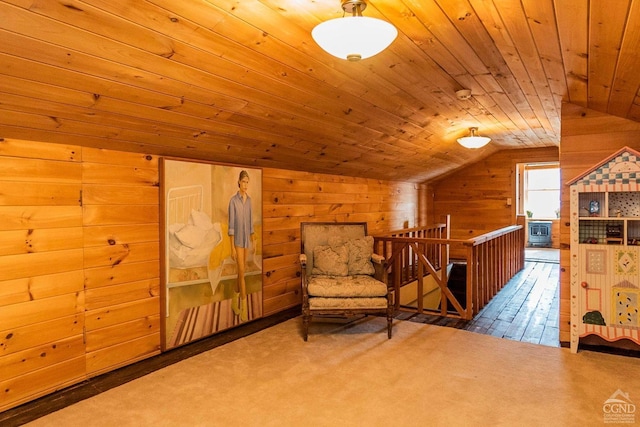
left=303, top=315, right=309, bottom=341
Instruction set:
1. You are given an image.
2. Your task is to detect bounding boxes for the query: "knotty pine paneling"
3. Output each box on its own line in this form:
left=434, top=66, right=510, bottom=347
left=0, top=206, right=83, bottom=230
left=0, top=335, right=85, bottom=382
left=0, top=138, right=421, bottom=411
left=84, top=261, right=160, bottom=290
left=0, top=250, right=84, bottom=282
left=559, top=102, right=640, bottom=345
left=85, top=334, right=161, bottom=377
left=0, top=228, right=83, bottom=256
left=84, top=279, right=159, bottom=311
left=81, top=147, right=161, bottom=377
left=428, top=147, right=559, bottom=257
left=0, top=271, right=84, bottom=307
left=0, top=357, right=86, bottom=412
left=0, top=139, right=85, bottom=411
left=0, top=315, right=83, bottom=356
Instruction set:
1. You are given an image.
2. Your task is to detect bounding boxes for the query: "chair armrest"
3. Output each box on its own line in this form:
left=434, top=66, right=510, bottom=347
left=371, top=253, right=388, bottom=285
left=371, top=253, right=385, bottom=264
left=299, top=254, right=309, bottom=298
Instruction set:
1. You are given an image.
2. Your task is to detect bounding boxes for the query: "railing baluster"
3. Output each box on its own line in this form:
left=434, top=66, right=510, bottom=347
left=417, top=242, right=424, bottom=313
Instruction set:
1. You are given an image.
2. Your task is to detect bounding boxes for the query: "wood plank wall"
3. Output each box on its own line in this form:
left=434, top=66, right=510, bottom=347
left=81, top=148, right=161, bottom=376
left=560, top=102, right=640, bottom=344
left=0, top=139, right=86, bottom=410
left=0, top=138, right=422, bottom=411
left=427, top=147, right=559, bottom=257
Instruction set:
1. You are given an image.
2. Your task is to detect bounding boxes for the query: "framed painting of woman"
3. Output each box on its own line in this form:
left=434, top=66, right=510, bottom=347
left=160, top=158, right=262, bottom=349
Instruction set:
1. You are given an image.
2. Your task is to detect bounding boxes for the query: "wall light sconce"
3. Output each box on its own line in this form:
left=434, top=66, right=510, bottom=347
left=457, top=127, right=491, bottom=149
left=312, top=0, right=397, bottom=62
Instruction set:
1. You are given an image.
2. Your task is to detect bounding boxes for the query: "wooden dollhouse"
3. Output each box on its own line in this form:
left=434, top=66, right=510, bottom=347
left=569, top=147, right=640, bottom=352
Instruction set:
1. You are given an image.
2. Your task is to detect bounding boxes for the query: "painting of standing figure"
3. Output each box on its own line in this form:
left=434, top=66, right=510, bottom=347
left=161, top=159, right=262, bottom=349
left=228, top=169, right=256, bottom=322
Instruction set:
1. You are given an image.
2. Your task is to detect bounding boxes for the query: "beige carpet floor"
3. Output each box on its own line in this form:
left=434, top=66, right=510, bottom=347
left=25, top=317, right=640, bottom=427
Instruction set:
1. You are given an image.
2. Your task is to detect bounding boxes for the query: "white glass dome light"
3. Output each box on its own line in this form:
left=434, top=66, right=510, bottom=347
left=312, top=0, right=398, bottom=62
left=457, top=127, right=491, bottom=149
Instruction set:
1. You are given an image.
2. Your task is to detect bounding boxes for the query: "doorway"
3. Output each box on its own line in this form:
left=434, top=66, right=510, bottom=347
left=517, top=162, right=560, bottom=249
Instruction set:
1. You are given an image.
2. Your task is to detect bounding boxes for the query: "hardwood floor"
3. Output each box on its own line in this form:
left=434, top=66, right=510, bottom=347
left=0, top=252, right=562, bottom=426
left=397, top=259, right=561, bottom=347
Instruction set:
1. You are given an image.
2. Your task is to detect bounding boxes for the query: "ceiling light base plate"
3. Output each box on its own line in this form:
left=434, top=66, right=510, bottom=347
left=342, top=0, right=367, bottom=14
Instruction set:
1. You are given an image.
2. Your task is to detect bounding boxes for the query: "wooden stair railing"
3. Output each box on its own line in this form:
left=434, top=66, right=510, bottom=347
left=462, top=224, right=525, bottom=318
left=375, top=216, right=450, bottom=289
left=374, top=217, right=524, bottom=320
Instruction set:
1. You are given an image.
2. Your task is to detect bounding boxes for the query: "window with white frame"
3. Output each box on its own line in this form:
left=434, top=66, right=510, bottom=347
left=517, top=163, right=560, bottom=219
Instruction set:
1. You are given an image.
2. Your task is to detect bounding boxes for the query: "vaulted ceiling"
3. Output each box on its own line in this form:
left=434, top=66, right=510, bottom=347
left=1, top=0, right=639, bottom=182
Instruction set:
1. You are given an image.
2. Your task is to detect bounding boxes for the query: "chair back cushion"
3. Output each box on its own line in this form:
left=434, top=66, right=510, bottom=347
left=346, top=236, right=375, bottom=275
left=301, top=222, right=368, bottom=275
left=312, top=244, right=349, bottom=276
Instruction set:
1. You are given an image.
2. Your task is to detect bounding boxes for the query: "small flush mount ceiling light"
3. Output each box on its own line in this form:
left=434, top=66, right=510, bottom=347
left=457, top=127, right=491, bottom=149
left=312, top=0, right=398, bottom=62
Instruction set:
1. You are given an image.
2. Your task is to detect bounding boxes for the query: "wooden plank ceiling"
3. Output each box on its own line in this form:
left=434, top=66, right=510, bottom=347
left=1, top=0, right=639, bottom=183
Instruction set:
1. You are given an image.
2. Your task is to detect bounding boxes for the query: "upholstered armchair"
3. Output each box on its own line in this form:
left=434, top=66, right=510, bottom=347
left=299, top=222, right=393, bottom=341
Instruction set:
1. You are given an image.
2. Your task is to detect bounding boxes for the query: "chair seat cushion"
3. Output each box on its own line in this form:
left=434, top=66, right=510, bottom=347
left=307, top=275, right=388, bottom=297
left=309, top=296, right=388, bottom=310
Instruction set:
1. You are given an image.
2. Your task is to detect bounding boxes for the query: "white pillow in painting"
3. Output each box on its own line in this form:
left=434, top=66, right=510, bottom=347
left=190, top=209, right=214, bottom=230
left=174, top=224, right=205, bottom=249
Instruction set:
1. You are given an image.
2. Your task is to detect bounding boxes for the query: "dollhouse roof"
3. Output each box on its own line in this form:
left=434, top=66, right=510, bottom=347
left=568, top=146, right=640, bottom=189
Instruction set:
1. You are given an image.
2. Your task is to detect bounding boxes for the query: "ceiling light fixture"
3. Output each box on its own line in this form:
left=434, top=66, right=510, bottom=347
left=312, top=0, right=397, bottom=62
left=457, top=127, right=491, bottom=149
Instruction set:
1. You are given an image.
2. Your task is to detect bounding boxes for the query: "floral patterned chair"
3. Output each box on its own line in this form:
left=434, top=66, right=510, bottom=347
left=299, top=222, right=393, bottom=341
